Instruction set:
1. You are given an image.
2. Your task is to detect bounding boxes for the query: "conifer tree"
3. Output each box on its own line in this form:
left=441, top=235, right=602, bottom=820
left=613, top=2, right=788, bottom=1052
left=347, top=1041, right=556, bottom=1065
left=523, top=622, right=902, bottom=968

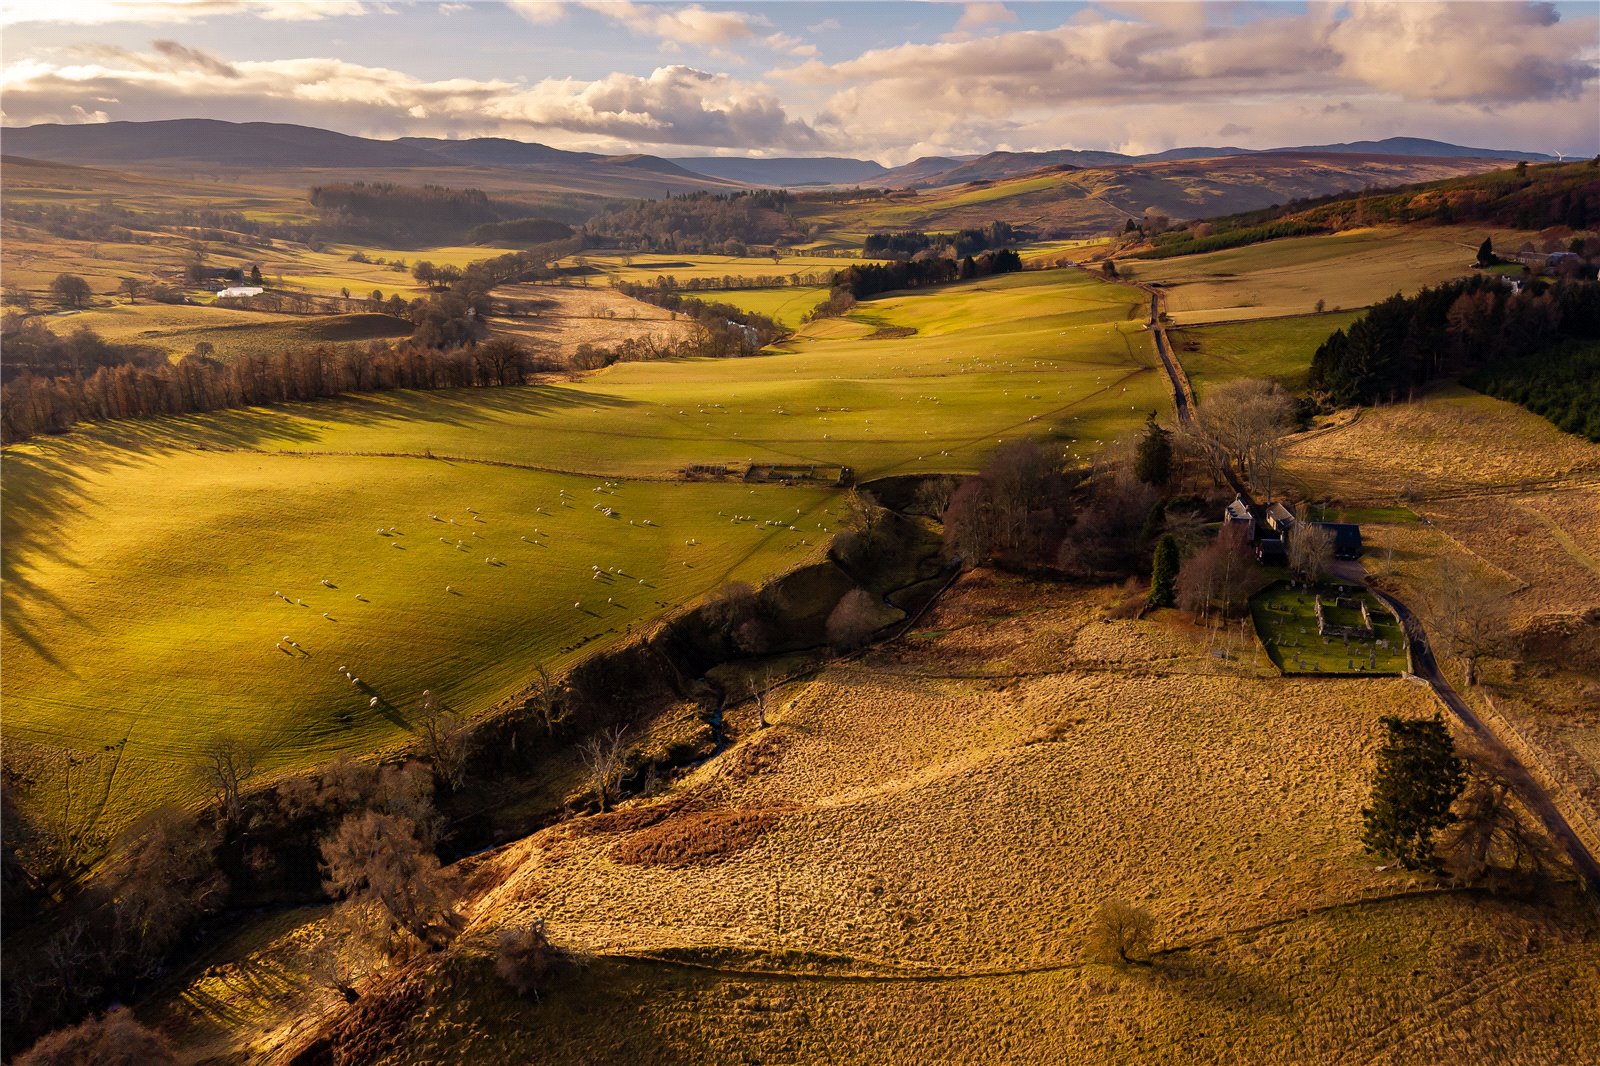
left=1361, top=715, right=1466, bottom=872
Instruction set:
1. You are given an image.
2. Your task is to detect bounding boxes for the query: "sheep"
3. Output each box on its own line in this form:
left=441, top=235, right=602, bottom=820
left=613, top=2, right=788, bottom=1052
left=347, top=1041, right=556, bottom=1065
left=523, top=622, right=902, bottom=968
left=369, top=696, right=380, bottom=708
left=352, top=677, right=360, bottom=685
left=445, top=585, right=455, bottom=593
left=339, top=665, right=348, bottom=673
left=283, top=635, right=292, bottom=643
left=323, top=612, right=332, bottom=619
left=321, top=578, right=333, bottom=587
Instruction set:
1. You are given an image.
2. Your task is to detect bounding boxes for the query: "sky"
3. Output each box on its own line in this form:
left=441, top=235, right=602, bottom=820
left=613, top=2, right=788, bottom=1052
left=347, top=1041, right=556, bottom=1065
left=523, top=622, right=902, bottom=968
left=1, top=1, right=1596, bottom=164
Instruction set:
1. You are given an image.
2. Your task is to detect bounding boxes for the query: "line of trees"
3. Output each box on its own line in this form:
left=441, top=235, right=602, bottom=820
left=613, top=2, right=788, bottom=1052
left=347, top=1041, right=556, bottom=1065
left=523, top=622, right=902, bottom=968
left=310, top=181, right=510, bottom=243
left=863, top=221, right=1020, bottom=259
left=0, top=326, right=548, bottom=443
left=1309, top=276, right=1600, bottom=406
left=582, top=189, right=798, bottom=253
left=832, top=248, right=1023, bottom=300
left=611, top=280, right=783, bottom=344
left=1462, top=337, right=1600, bottom=441
left=634, top=271, right=838, bottom=292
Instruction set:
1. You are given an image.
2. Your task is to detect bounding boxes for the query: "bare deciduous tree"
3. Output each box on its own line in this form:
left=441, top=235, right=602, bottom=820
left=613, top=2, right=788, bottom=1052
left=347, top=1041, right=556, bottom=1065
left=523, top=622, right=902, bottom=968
left=1287, top=507, right=1334, bottom=584
left=1189, top=378, right=1296, bottom=498
left=577, top=725, right=630, bottom=813
left=195, top=735, right=261, bottom=828
left=746, top=668, right=777, bottom=729
left=527, top=663, right=567, bottom=737
left=1443, top=761, right=1558, bottom=886
left=1088, top=899, right=1156, bottom=964
left=1176, top=524, right=1254, bottom=622
left=415, top=693, right=472, bottom=793
left=319, top=811, right=460, bottom=948
left=1430, top=563, right=1511, bottom=686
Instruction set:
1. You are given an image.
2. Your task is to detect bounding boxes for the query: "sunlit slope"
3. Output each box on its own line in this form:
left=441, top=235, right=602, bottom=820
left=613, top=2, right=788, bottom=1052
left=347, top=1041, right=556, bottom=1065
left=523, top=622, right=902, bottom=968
left=3, top=444, right=829, bottom=780
left=1, top=267, right=1157, bottom=830
left=226, top=269, right=1164, bottom=478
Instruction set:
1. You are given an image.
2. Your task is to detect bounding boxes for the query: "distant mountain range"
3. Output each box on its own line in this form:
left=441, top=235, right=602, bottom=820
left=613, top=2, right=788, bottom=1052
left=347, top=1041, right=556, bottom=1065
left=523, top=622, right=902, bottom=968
left=0, top=120, right=1553, bottom=193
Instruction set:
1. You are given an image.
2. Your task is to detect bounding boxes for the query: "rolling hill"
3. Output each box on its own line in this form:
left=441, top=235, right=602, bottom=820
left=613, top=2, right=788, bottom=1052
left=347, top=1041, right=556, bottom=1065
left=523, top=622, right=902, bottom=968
left=814, top=152, right=1517, bottom=237
left=671, top=156, right=891, bottom=186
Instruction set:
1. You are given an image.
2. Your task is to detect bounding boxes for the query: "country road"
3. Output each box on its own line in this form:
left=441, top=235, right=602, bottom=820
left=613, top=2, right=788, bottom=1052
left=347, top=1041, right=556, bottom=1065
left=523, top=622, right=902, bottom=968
left=1130, top=274, right=1600, bottom=896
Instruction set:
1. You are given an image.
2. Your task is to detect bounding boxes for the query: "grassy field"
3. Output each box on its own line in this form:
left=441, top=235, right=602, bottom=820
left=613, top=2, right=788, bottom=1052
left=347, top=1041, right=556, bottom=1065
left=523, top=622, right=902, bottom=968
left=1250, top=581, right=1408, bottom=675
left=3, top=267, right=1160, bottom=836
left=1170, top=310, right=1360, bottom=396
left=696, top=285, right=833, bottom=329
left=147, top=575, right=1600, bottom=1063
left=2, top=437, right=835, bottom=821
left=569, top=252, right=860, bottom=286
left=38, top=303, right=413, bottom=361
left=1135, top=227, right=1538, bottom=324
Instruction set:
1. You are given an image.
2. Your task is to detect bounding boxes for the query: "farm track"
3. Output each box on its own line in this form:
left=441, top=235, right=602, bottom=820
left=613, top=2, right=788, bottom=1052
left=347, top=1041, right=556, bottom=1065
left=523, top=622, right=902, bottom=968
left=601, top=887, right=1477, bottom=986
left=1141, top=287, right=1600, bottom=899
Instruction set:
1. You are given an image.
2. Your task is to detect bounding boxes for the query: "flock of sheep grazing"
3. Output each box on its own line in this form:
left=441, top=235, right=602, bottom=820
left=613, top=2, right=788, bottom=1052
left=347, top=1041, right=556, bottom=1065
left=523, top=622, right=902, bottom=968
left=267, top=478, right=830, bottom=705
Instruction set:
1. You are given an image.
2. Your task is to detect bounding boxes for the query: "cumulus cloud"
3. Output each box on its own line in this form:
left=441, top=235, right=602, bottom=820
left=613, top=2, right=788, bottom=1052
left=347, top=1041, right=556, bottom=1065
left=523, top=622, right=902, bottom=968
left=0, top=42, right=826, bottom=151
left=505, top=0, right=565, bottom=25
left=954, top=2, right=1017, bottom=33
left=0, top=0, right=367, bottom=24
left=764, top=33, right=818, bottom=58
left=579, top=1, right=764, bottom=46
left=783, top=1, right=1597, bottom=158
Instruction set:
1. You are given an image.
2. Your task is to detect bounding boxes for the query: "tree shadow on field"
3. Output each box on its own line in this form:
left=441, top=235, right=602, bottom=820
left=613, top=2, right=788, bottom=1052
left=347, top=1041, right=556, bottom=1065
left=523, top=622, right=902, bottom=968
left=2, top=447, right=102, bottom=670
left=1140, top=946, right=1288, bottom=1016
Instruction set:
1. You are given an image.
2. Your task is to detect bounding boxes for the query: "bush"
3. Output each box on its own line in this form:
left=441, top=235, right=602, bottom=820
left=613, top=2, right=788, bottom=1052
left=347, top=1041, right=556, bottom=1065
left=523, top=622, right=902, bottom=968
left=826, top=588, right=880, bottom=652
left=495, top=918, right=558, bottom=998
left=16, top=1008, right=175, bottom=1066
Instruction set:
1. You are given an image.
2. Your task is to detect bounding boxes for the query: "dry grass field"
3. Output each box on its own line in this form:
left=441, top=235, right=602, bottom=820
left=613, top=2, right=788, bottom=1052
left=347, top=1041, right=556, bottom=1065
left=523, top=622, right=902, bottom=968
left=1280, top=386, right=1600, bottom=887
left=145, top=576, right=1600, bottom=1064
left=486, top=283, right=699, bottom=359
left=1135, top=227, right=1539, bottom=324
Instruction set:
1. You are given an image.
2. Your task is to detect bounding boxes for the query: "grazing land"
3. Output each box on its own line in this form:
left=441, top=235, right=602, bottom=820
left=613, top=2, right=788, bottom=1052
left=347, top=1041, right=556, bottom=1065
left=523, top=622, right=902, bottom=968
left=36, top=303, right=413, bottom=361
left=1169, top=310, right=1361, bottom=396
left=1134, top=227, right=1536, bottom=323
left=148, top=577, right=1600, bottom=1064
left=1, top=267, right=1160, bottom=836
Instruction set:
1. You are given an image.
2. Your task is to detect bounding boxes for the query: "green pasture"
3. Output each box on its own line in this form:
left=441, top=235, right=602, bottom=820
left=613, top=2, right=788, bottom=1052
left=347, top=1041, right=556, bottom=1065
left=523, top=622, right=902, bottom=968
left=2, top=266, right=1161, bottom=834
left=196, top=268, right=1165, bottom=479
left=694, top=285, right=831, bottom=329
left=1250, top=582, right=1408, bottom=676
left=1170, top=311, right=1359, bottom=396
left=3, top=440, right=834, bottom=825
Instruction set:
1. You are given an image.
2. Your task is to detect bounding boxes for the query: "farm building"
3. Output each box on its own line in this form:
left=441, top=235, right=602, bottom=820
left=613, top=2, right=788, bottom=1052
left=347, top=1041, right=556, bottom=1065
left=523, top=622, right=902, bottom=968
left=1313, top=522, right=1364, bottom=559
left=1256, top=537, right=1288, bottom=565
left=217, top=286, right=265, bottom=299
left=1223, top=496, right=1256, bottom=541
left=1265, top=502, right=1296, bottom=535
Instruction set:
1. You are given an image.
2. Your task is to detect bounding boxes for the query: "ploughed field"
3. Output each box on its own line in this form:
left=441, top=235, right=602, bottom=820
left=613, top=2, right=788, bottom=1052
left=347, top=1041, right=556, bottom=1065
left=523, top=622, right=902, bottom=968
left=2, top=267, right=1162, bottom=834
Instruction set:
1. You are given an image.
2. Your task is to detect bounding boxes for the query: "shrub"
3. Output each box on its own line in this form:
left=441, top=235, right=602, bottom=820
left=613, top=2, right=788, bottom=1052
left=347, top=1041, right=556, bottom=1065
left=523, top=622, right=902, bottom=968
left=16, top=1008, right=175, bottom=1066
left=495, top=918, right=558, bottom=998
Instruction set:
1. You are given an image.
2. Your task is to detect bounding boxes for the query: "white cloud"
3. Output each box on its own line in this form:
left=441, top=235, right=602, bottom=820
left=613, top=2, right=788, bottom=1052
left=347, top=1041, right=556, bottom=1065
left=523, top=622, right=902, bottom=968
left=0, top=0, right=367, bottom=25
left=806, top=17, right=839, bottom=33
left=0, top=43, right=826, bottom=151
left=953, top=2, right=1016, bottom=34
left=577, top=1, right=764, bottom=46
left=505, top=0, right=564, bottom=24
left=438, top=2, right=471, bottom=14
left=764, top=32, right=817, bottom=58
